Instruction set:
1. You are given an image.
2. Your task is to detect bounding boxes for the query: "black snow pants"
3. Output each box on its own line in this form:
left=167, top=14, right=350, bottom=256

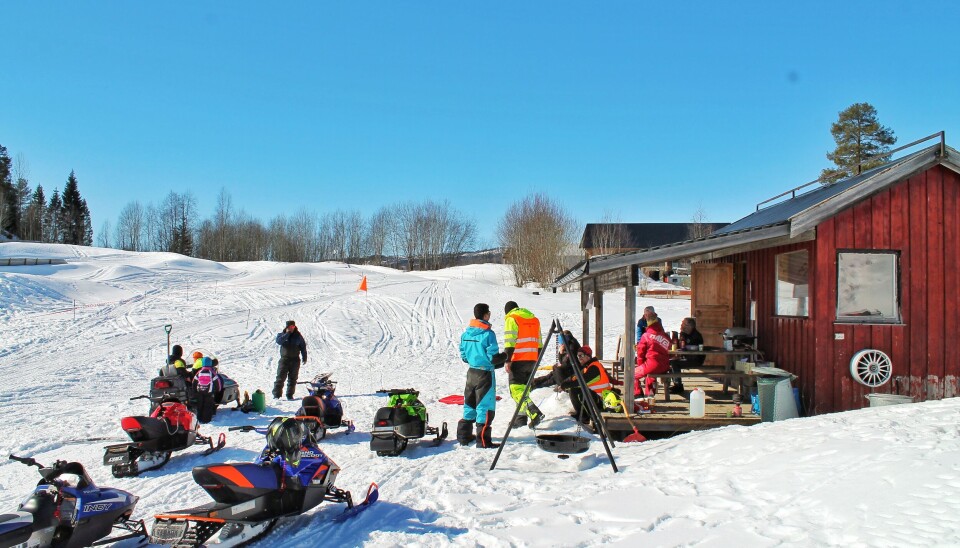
left=274, top=357, right=301, bottom=399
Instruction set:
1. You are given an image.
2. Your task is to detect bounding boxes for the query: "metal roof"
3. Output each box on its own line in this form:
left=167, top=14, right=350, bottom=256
left=554, top=138, right=960, bottom=288
left=581, top=223, right=728, bottom=249
left=715, top=146, right=933, bottom=235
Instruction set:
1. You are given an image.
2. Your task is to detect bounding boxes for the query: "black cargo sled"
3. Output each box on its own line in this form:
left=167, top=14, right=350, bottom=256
left=370, top=388, right=447, bottom=456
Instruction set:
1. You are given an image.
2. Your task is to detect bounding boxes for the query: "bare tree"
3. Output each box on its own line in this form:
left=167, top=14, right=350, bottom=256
left=589, top=212, right=628, bottom=257
left=688, top=206, right=714, bottom=239
left=115, top=201, right=146, bottom=251
left=366, top=206, right=392, bottom=266
left=97, top=220, right=111, bottom=248
left=497, top=193, right=577, bottom=287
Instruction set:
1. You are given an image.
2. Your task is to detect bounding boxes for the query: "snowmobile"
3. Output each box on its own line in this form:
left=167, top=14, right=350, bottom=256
left=370, top=388, right=448, bottom=457
left=103, top=396, right=226, bottom=478
left=148, top=368, right=240, bottom=422
left=0, top=455, right=147, bottom=548
left=295, top=372, right=355, bottom=439
left=142, top=417, right=378, bottom=547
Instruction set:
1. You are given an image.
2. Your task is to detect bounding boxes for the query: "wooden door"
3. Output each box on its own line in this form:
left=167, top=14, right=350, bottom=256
left=692, top=263, right=734, bottom=354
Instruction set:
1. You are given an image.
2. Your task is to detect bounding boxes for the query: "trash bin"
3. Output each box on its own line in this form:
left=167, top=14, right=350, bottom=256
left=757, top=377, right=799, bottom=422
left=865, top=394, right=914, bottom=407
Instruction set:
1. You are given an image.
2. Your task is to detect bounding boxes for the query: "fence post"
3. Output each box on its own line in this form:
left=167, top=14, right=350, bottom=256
left=73, top=300, right=76, bottom=321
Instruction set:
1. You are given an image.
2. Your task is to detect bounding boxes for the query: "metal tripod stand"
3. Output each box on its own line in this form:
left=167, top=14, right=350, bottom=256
left=491, top=319, right=619, bottom=472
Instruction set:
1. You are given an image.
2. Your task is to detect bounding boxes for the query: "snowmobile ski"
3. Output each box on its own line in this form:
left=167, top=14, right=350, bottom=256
left=333, top=483, right=379, bottom=523
left=200, top=432, right=227, bottom=456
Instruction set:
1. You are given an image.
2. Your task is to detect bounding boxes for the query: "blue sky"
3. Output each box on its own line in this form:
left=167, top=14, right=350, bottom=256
left=3, top=2, right=959, bottom=247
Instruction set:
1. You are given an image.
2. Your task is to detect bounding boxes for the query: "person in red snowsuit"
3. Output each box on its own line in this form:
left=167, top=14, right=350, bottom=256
left=634, top=306, right=671, bottom=397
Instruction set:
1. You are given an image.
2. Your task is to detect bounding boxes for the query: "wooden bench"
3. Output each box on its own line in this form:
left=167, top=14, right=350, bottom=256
left=647, top=372, right=756, bottom=402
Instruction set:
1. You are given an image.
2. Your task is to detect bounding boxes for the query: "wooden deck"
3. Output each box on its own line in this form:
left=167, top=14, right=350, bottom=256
left=599, top=375, right=761, bottom=438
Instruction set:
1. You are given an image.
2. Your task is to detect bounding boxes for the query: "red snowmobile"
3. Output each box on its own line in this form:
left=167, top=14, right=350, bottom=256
left=103, top=396, right=226, bottom=478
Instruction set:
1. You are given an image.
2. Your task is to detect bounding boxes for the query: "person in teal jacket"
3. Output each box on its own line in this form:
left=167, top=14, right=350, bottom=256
left=458, top=303, right=504, bottom=448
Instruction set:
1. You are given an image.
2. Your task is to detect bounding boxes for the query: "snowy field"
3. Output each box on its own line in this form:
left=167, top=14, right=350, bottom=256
left=1, top=242, right=959, bottom=547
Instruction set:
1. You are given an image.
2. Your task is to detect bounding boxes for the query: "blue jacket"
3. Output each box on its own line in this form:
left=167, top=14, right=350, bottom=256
left=276, top=329, right=308, bottom=361
left=459, top=319, right=499, bottom=371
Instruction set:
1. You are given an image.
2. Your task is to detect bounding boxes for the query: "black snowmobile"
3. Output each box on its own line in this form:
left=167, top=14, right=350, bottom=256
left=148, top=370, right=240, bottom=423
left=370, top=388, right=448, bottom=456
left=0, top=455, right=147, bottom=548
left=295, top=373, right=355, bottom=439
left=103, top=396, right=226, bottom=478
left=139, top=417, right=377, bottom=547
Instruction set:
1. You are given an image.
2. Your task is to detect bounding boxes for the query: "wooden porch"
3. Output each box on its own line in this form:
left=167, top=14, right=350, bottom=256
left=597, top=373, right=761, bottom=439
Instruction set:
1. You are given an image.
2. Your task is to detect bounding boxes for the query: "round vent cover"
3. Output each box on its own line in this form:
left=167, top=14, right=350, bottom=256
left=850, top=349, right=893, bottom=387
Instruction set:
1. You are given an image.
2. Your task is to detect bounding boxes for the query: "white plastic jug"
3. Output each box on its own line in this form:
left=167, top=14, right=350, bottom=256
left=689, top=388, right=706, bottom=417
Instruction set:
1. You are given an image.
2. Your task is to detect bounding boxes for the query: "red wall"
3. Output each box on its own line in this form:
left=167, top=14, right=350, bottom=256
left=712, top=165, right=960, bottom=414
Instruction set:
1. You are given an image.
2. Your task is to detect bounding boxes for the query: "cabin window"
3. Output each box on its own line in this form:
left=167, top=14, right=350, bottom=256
left=776, top=250, right=809, bottom=317
left=836, top=251, right=900, bottom=323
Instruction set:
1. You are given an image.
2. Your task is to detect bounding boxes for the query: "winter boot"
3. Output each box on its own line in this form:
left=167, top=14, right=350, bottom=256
left=476, top=422, right=498, bottom=449
left=527, top=403, right=544, bottom=429
left=456, top=419, right=476, bottom=446
left=511, top=415, right=528, bottom=428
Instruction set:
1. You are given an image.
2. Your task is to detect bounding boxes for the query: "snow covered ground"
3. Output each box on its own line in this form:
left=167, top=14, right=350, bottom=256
left=1, top=242, right=959, bottom=547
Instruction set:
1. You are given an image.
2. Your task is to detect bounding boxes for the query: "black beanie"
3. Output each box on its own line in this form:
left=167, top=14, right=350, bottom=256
left=171, top=344, right=183, bottom=358
left=504, top=301, right=518, bottom=315
left=474, top=303, right=490, bottom=319
left=286, top=320, right=296, bottom=328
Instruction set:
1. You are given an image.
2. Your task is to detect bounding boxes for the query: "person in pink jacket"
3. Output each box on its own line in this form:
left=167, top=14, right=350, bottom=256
left=634, top=306, right=671, bottom=396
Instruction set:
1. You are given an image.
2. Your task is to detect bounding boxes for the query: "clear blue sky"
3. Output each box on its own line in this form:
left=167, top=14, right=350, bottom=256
left=3, top=2, right=959, bottom=247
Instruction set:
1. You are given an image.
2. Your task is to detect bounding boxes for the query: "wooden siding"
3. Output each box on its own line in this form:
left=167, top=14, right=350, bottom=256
left=703, top=165, right=960, bottom=415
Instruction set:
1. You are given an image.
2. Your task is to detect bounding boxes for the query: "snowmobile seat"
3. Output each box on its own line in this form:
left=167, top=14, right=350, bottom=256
left=121, top=416, right=179, bottom=443
left=192, top=463, right=282, bottom=504
left=0, top=512, right=35, bottom=548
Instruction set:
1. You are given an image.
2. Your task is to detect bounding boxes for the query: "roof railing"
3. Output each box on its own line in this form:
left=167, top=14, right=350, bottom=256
left=756, top=131, right=945, bottom=211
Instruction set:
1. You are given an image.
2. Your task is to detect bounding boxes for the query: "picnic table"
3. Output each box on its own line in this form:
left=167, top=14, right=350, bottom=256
left=653, top=346, right=763, bottom=401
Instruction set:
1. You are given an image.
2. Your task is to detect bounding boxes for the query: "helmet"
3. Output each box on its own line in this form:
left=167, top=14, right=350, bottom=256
left=266, top=417, right=304, bottom=465
left=201, top=356, right=213, bottom=368
left=192, top=351, right=203, bottom=361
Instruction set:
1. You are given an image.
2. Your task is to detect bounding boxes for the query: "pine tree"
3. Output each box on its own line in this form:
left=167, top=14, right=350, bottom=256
left=81, top=199, right=93, bottom=246
left=24, top=185, right=45, bottom=241
left=60, top=170, right=91, bottom=245
left=0, top=145, right=13, bottom=236
left=46, top=190, right=63, bottom=243
left=821, top=103, right=897, bottom=183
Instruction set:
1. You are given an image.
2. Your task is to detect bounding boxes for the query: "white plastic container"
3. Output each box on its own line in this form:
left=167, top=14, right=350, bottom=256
left=689, top=388, right=706, bottom=417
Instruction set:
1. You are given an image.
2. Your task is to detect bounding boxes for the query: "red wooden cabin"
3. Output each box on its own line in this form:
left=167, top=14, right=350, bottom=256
left=555, top=136, right=960, bottom=414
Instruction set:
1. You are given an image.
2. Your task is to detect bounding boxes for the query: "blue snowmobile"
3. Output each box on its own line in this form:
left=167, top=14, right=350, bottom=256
left=295, top=373, right=355, bottom=439
left=142, top=417, right=378, bottom=547
left=0, top=455, right=147, bottom=548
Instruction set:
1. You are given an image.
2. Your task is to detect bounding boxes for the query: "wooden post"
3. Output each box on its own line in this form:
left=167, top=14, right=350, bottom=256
left=624, top=269, right=637, bottom=413
left=594, top=290, right=604, bottom=359
left=581, top=281, right=590, bottom=346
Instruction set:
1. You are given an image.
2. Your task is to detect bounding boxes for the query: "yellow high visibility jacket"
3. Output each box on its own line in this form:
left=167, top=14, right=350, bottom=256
left=504, top=307, right=542, bottom=362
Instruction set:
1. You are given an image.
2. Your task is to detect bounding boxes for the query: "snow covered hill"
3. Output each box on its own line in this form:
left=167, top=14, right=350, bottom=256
left=1, top=243, right=958, bottom=547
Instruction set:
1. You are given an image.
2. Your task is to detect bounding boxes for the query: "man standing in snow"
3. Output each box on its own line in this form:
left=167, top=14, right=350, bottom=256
left=458, top=303, right=502, bottom=448
left=503, top=301, right=544, bottom=428
left=274, top=320, right=307, bottom=400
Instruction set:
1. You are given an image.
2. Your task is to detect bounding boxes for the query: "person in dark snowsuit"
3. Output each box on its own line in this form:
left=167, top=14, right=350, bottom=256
left=558, top=345, right=613, bottom=424
left=531, top=330, right=581, bottom=389
left=274, top=320, right=308, bottom=400
left=458, top=303, right=503, bottom=448
left=161, top=344, right=188, bottom=377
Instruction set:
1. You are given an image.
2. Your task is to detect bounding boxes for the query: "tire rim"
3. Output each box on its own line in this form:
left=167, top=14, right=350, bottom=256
left=850, top=349, right=893, bottom=387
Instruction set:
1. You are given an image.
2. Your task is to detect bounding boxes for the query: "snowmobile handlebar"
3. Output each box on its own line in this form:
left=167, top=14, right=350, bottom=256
left=376, top=388, right=419, bottom=396
left=228, top=425, right=258, bottom=432
left=9, top=454, right=42, bottom=468
left=129, top=395, right=150, bottom=401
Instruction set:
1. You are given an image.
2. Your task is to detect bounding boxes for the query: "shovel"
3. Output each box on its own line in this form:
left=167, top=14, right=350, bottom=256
left=622, top=406, right=647, bottom=443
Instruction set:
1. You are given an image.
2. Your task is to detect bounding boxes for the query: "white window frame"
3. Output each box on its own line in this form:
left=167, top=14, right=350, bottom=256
left=836, top=250, right=901, bottom=324
left=775, top=250, right=809, bottom=317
